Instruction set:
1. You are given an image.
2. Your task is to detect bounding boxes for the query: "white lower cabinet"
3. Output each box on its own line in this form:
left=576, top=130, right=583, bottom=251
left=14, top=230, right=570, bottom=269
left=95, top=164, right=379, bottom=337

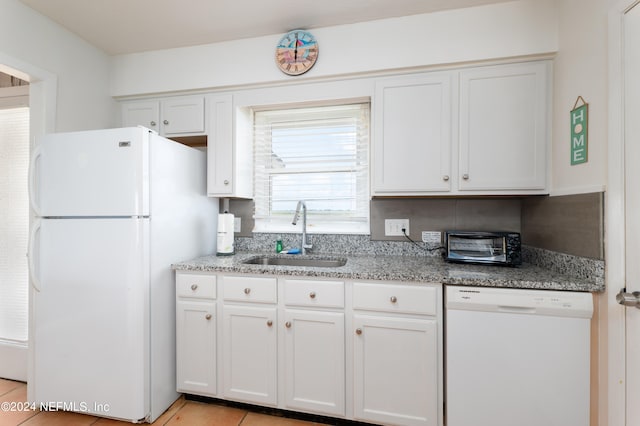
left=222, top=304, right=278, bottom=405
left=221, top=275, right=278, bottom=406
left=283, top=310, right=345, bottom=415
left=353, top=315, right=439, bottom=426
left=175, top=273, right=217, bottom=397
left=176, top=272, right=442, bottom=426
left=352, top=282, right=443, bottom=426
left=176, top=301, right=216, bottom=396
left=282, top=277, right=346, bottom=416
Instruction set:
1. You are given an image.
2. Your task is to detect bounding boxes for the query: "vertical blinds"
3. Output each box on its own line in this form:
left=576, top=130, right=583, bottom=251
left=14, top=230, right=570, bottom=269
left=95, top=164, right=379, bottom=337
left=0, top=107, right=29, bottom=342
left=253, top=103, right=370, bottom=232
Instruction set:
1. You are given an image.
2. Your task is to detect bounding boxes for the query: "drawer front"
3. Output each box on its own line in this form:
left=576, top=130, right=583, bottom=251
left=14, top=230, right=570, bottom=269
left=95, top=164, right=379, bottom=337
left=353, top=282, right=438, bottom=315
left=223, top=275, right=277, bottom=303
left=283, top=279, right=345, bottom=308
left=176, top=273, right=217, bottom=299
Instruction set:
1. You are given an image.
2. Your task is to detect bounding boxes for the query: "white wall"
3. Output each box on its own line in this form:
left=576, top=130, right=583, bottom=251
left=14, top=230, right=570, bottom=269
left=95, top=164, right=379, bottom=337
left=551, top=0, right=610, bottom=195
left=0, top=0, right=117, bottom=382
left=111, top=0, right=558, bottom=97
left=0, top=0, right=116, bottom=132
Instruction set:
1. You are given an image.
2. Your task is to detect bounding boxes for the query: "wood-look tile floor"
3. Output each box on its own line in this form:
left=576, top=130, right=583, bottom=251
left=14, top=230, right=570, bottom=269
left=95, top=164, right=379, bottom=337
left=0, top=379, right=329, bottom=426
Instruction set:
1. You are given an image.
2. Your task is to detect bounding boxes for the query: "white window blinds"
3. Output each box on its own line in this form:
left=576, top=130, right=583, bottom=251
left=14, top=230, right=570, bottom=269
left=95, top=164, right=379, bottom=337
left=254, top=103, right=370, bottom=234
left=0, top=107, right=29, bottom=342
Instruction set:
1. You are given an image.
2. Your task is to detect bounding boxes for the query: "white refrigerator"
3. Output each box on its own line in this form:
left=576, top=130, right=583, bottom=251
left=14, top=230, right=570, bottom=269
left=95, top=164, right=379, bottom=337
left=27, top=127, right=218, bottom=422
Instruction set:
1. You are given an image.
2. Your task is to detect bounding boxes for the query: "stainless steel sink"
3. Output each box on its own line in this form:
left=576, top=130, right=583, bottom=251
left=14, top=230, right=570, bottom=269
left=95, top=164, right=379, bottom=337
left=243, top=256, right=347, bottom=268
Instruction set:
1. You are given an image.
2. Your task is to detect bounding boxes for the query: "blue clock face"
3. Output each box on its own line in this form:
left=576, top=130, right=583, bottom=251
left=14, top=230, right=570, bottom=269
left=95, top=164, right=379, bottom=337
left=275, top=30, right=319, bottom=76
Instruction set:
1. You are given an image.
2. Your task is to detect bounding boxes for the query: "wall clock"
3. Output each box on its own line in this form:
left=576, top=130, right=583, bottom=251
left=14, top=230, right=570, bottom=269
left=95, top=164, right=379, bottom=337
left=275, top=30, right=319, bottom=76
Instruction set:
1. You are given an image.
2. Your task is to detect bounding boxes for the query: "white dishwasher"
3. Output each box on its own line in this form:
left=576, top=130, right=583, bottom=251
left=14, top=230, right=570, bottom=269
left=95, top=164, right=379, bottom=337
left=445, top=286, right=593, bottom=426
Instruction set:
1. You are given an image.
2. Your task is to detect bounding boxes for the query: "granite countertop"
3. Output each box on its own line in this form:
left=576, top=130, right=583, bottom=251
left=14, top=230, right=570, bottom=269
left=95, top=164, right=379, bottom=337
left=173, top=251, right=604, bottom=293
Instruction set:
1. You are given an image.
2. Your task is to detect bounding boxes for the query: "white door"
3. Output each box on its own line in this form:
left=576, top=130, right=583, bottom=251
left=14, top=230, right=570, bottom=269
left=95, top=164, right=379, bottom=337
left=122, top=101, right=160, bottom=132
left=624, top=3, right=640, bottom=424
left=161, top=96, right=205, bottom=135
left=458, top=62, right=548, bottom=191
left=207, top=94, right=234, bottom=196
left=176, top=300, right=216, bottom=396
left=373, top=73, right=452, bottom=194
left=30, top=217, right=149, bottom=421
left=222, top=304, right=277, bottom=406
left=32, top=127, right=148, bottom=217
left=353, top=315, right=439, bottom=426
left=283, top=309, right=345, bottom=416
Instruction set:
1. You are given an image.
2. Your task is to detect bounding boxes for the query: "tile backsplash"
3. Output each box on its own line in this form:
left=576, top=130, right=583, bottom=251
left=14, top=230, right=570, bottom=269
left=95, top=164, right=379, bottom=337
left=370, top=197, right=521, bottom=240
left=228, top=192, right=605, bottom=261
left=521, top=192, right=604, bottom=260
left=235, top=233, right=443, bottom=257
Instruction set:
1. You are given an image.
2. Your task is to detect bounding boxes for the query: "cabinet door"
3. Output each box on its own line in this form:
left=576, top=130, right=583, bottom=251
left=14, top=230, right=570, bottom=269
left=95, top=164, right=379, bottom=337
left=353, top=315, right=440, bottom=426
left=176, top=300, right=216, bottom=396
left=459, top=62, right=549, bottom=192
left=222, top=305, right=277, bottom=406
left=283, top=309, right=345, bottom=416
left=161, top=96, right=205, bottom=135
left=121, top=101, right=160, bottom=132
left=373, top=73, right=452, bottom=194
left=207, top=94, right=234, bottom=196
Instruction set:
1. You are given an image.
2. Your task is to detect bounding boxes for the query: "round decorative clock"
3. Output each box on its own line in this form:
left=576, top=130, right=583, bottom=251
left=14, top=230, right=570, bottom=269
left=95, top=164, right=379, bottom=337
left=275, top=30, right=319, bottom=76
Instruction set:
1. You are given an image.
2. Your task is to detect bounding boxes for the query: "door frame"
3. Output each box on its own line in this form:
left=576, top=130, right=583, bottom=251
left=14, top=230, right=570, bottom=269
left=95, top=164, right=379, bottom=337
left=0, top=51, right=57, bottom=383
left=608, top=1, right=640, bottom=425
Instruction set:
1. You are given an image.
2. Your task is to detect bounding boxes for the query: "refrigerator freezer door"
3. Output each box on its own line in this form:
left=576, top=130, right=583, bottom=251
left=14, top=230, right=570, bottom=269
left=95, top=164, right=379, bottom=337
left=32, top=127, right=149, bottom=217
left=31, top=218, right=150, bottom=421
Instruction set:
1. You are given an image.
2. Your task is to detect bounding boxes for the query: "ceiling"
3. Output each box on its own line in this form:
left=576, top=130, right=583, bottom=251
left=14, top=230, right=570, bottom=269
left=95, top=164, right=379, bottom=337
left=20, top=0, right=512, bottom=55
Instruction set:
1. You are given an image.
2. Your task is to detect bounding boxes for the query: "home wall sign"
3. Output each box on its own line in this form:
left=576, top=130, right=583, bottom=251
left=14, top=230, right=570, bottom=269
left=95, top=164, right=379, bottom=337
left=570, top=96, right=588, bottom=165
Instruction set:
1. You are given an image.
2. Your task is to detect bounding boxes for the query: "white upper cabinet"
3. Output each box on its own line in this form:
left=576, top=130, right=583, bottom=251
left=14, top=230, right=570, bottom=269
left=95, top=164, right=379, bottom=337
left=121, top=95, right=206, bottom=136
left=458, top=61, right=549, bottom=192
left=206, top=95, right=253, bottom=198
left=373, top=72, right=452, bottom=195
left=161, top=96, right=206, bottom=135
left=372, top=60, right=550, bottom=196
left=121, top=101, right=160, bottom=133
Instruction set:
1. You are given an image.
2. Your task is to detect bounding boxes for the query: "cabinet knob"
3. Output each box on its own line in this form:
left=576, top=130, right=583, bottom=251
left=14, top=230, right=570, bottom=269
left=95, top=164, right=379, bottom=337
left=205, top=314, right=212, bottom=320
left=390, top=296, right=397, bottom=303
left=150, top=121, right=157, bottom=127
left=224, top=180, right=230, bottom=185
left=267, top=320, right=273, bottom=327
left=285, top=321, right=292, bottom=328
left=309, top=291, right=316, bottom=299
left=190, top=284, right=198, bottom=291
left=462, top=174, right=469, bottom=180
left=244, top=288, right=251, bottom=295
left=355, top=328, right=362, bottom=335
left=163, top=119, right=169, bottom=125
left=443, top=175, right=450, bottom=181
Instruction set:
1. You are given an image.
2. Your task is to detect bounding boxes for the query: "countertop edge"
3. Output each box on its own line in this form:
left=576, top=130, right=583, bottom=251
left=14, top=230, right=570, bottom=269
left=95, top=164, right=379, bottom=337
left=172, top=252, right=604, bottom=293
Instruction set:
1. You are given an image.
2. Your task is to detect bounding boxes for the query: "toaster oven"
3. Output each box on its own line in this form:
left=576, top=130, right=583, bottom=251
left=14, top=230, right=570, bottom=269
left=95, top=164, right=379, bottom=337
left=443, top=231, right=521, bottom=266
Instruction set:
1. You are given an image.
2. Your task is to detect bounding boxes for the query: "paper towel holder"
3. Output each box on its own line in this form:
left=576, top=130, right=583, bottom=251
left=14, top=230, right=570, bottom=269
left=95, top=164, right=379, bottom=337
left=217, top=210, right=235, bottom=256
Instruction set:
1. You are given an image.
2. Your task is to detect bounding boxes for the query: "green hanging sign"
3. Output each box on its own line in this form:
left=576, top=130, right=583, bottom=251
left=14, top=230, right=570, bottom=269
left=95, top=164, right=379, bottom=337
left=570, top=96, right=588, bottom=165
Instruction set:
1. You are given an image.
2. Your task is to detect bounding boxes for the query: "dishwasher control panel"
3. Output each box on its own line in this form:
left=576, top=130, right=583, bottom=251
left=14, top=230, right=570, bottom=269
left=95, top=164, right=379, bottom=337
left=445, top=286, right=593, bottom=318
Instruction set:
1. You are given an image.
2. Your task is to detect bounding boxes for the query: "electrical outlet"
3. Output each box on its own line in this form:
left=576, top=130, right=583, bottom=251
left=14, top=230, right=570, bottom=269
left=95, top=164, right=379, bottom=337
left=422, top=231, right=442, bottom=243
left=234, top=217, right=241, bottom=232
left=385, top=219, right=410, bottom=236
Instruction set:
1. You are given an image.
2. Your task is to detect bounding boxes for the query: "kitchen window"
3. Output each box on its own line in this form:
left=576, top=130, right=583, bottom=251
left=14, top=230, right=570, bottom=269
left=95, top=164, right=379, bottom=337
left=253, top=102, right=370, bottom=234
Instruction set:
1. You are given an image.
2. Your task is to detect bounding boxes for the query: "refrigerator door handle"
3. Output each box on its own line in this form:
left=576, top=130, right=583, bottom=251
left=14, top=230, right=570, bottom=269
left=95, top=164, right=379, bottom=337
left=29, top=144, right=43, bottom=217
left=28, top=218, right=42, bottom=292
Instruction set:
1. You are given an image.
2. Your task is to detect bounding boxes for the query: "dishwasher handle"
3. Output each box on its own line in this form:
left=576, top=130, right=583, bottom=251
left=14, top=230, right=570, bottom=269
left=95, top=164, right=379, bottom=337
left=497, top=305, right=537, bottom=314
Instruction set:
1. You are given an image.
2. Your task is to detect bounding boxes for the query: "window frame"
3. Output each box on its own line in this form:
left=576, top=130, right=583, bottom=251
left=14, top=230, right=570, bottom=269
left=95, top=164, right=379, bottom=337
left=252, top=101, right=370, bottom=235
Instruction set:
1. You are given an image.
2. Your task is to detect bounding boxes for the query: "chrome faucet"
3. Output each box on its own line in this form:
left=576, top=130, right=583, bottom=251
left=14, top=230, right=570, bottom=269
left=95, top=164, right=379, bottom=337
left=292, top=200, right=312, bottom=255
